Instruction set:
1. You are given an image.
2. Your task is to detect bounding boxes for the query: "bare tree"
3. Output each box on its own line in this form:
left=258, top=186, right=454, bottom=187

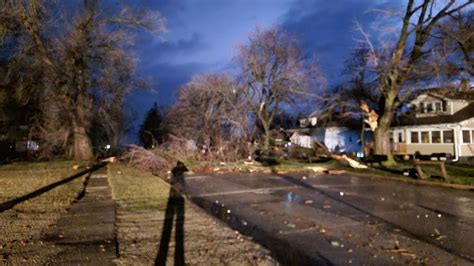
left=237, top=26, right=322, bottom=153
left=1, top=0, right=165, bottom=160
left=0, top=1, right=45, bottom=142
left=355, top=0, right=472, bottom=161
left=319, top=48, right=381, bottom=125
left=433, top=9, right=473, bottom=78
left=166, top=73, right=250, bottom=160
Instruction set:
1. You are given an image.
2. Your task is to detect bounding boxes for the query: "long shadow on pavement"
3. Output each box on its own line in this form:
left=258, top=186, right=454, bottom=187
left=155, top=161, right=187, bottom=266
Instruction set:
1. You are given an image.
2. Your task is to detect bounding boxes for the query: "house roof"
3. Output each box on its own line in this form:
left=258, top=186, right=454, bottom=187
left=396, top=102, right=474, bottom=126
left=317, top=116, right=362, bottom=129
left=287, top=128, right=311, bottom=136
left=288, top=116, right=362, bottom=134
left=443, top=91, right=474, bottom=100
left=412, top=87, right=474, bottom=101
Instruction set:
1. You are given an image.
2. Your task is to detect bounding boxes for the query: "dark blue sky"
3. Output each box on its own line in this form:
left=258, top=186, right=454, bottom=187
left=126, top=0, right=402, bottom=140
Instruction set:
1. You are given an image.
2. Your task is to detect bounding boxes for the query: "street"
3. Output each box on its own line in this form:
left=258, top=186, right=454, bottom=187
left=185, top=171, right=474, bottom=265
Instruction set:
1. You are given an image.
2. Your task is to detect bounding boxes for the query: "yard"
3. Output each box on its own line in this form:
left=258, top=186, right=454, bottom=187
left=0, top=161, right=86, bottom=264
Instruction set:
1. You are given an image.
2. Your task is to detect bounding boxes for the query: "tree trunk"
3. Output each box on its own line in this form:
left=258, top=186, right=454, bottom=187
left=373, top=99, right=396, bottom=165
left=73, top=122, right=93, bottom=161
left=111, top=134, right=120, bottom=149
left=262, top=122, right=271, bottom=154
left=372, top=76, right=402, bottom=161
left=374, top=122, right=391, bottom=155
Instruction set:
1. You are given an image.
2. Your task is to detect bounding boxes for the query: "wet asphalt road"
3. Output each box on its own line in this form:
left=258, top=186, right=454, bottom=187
left=184, top=172, right=474, bottom=265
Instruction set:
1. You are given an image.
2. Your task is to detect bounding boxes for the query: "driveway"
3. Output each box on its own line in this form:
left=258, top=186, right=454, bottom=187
left=185, top=171, right=474, bottom=265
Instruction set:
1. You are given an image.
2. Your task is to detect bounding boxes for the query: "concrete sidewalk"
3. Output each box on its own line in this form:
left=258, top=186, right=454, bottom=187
left=46, top=168, right=116, bottom=265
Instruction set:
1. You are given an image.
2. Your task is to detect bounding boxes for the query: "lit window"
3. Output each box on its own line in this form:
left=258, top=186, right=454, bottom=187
left=411, top=131, right=419, bottom=143
left=443, top=130, right=453, bottom=143
left=421, top=131, right=429, bottom=143
left=431, top=131, right=441, bottom=143
left=463, top=130, right=471, bottom=144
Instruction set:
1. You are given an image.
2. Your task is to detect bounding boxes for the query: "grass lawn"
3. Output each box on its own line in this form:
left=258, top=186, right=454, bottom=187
left=373, top=161, right=474, bottom=185
left=108, top=163, right=170, bottom=212
left=444, top=164, right=474, bottom=184
left=108, top=163, right=172, bottom=264
left=0, top=161, right=86, bottom=264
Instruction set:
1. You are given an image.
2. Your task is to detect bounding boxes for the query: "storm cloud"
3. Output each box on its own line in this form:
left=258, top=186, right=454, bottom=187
left=126, top=0, right=404, bottom=142
left=281, top=0, right=397, bottom=84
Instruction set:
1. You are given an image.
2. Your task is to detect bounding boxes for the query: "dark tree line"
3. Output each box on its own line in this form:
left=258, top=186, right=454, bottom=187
left=0, top=0, right=165, bottom=160
left=139, top=103, right=167, bottom=149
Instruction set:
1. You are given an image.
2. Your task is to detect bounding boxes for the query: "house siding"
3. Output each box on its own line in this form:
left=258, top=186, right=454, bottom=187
left=460, top=144, right=474, bottom=157
left=313, top=127, right=361, bottom=153
left=405, top=144, right=455, bottom=155
left=463, top=121, right=474, bottom=128
left=290, top=127, right=364, bottom=153
left=290, top=134, right=313, bottom=148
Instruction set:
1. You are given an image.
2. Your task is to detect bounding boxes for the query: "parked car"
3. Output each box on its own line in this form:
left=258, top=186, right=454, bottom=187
left=0, top=140, right=16, bottom=162
left=0, top=139, right=40, bottom=162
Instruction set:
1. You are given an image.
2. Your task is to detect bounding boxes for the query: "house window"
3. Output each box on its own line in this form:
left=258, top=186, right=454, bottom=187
left=411, top=131, right=419, bottom=143
left=419, top=103, right=425, bottom=113
left=421, top=131, right=430, bottom=143
left=435, top=102, right=441, bottom=112
left=398, top=132, right=403, bottom=143
left=463, top=130, right=472, bottom=144
left=443, top=130, right=454, bottom=143
left=431, top=131, right=441, bottom=143
left=442, top=101, right=447, bottom=112
left=426, top=103, right=433, bottom=112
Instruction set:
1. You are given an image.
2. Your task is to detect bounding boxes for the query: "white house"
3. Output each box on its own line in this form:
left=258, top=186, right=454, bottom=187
left=391, top=89, right=474, bottom=162
left=289, top=117, right=367, bottom=154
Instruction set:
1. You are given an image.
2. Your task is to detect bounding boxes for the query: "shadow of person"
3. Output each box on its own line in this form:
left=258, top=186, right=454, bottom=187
left=155, top=161, right=188, bottom=266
